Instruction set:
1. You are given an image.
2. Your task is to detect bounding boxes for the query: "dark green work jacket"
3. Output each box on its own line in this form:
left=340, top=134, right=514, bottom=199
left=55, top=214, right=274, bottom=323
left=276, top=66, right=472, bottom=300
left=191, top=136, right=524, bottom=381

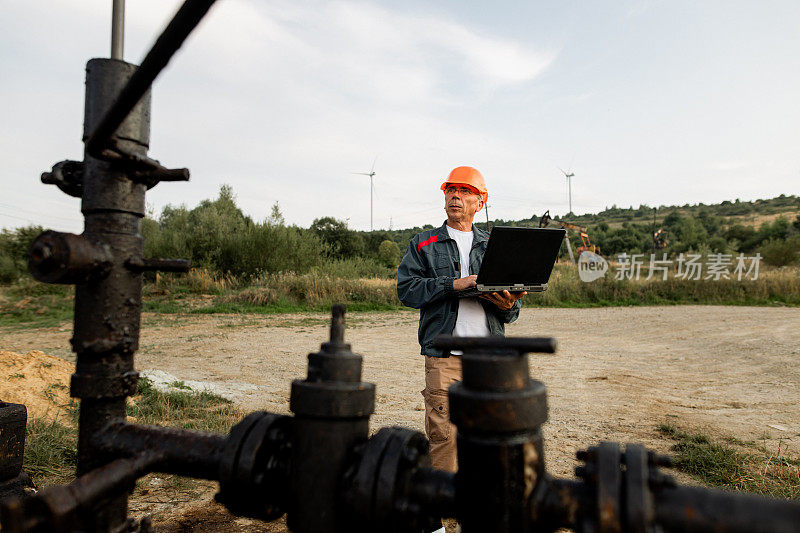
left=396, top=222, right=521, bottom=357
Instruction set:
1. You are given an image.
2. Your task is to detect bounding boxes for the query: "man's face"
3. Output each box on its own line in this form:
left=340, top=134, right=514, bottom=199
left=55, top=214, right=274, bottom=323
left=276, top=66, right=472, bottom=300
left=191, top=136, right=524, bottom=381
left=444, top=184, right=483, bottom=222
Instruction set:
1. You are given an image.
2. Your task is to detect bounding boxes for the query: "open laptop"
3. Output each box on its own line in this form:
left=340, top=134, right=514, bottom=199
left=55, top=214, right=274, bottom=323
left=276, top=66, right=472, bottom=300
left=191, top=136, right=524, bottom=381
left=457, top=226, right=565, bottom=298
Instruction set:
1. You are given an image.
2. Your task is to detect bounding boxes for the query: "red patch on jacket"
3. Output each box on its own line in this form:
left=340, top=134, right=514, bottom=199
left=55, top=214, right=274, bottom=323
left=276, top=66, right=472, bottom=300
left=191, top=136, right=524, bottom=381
left=417, top=234, right=438, bottom=252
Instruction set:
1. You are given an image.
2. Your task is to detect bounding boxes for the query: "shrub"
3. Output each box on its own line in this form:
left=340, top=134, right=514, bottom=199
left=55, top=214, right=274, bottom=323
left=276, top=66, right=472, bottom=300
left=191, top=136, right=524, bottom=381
left=310, top=217, right=364, bottom=259
left=312, top=257, right=394, bottom=279
left=0, top=252, right=19, bottom=284
left=378, top=240, right=402, bottom=267
left=760, top=237, right=800, bottom=266
left=24, top=417, right=77, bottom=487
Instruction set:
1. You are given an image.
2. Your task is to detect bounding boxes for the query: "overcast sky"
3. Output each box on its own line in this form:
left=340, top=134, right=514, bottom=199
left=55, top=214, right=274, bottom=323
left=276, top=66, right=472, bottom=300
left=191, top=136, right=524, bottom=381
left=2, top=0, right=799, bottom=233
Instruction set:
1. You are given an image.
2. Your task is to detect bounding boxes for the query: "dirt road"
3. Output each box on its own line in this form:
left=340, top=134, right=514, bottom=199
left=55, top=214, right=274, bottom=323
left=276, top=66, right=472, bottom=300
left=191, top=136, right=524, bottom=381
left=3, top=306, right=799, bottom=529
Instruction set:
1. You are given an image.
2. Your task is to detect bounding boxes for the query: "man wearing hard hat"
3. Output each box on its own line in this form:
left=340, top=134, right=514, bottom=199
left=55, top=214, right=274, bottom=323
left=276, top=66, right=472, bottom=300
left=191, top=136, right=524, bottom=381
left=397, top=166, right=525, bottom=475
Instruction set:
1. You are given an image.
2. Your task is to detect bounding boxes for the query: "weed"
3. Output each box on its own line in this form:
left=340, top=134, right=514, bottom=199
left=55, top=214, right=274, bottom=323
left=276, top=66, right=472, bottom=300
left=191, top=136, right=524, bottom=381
left=0, top=278, right=74, bottom=328
left=170, top=380, right=192, bottom=391
left=23, top=417, right=77, bottom=488
left=127, top=378, right=243, bottom=434
left=3, top=254, right=798, bottom=326
left=658, top=425, right=800, bottom=499
left=526, top=264, right=800, bottom=307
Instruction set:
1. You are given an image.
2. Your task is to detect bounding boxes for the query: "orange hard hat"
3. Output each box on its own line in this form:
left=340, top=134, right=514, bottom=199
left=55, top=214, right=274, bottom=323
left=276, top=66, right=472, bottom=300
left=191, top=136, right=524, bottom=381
left=440, top=166, right=488, bottom=202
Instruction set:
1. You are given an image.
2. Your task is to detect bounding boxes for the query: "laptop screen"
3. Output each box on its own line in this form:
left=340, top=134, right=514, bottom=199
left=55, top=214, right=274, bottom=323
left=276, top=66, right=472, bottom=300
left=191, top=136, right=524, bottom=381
left=476, top=227, right=565, bottom=286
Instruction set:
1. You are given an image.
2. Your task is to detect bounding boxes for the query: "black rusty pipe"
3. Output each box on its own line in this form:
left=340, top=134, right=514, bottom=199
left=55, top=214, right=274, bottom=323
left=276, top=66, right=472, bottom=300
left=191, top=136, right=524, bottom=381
left=289, top=305, right=376, bottom=532
left=408, top=467, right=457, bottom=519
left=0, top=403, right=27, bottom=483
left=22, top=2, right=216, bottom=530
left=0, top=454, right=157, bottom=532
left=529, top=478, right=591, bottom=532
left=531, top=476, right=800, bottom=533
left=125, top=256, right=191, bottom=273
left=441, top=336, right=551, bottom=533
left=653, top=484, right=800, bottom=533
left=67, top=57, right=152, bottom=533
left=94, top=422, right=226, bottom=480
left=28, top=231, right=112, bottom=285
left=85, top=0, right=217, bottom=158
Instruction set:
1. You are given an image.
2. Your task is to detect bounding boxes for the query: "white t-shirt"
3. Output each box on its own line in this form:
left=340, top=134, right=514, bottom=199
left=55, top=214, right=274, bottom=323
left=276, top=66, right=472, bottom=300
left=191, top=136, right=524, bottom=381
left=447, top=225, right=490, bottom=341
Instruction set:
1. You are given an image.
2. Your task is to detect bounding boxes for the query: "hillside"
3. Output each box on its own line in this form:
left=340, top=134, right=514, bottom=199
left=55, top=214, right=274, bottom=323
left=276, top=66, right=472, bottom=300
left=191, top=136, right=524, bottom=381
left=2, top=193, right=799, bottom=286
left=390, top=194, right=800, bottom=262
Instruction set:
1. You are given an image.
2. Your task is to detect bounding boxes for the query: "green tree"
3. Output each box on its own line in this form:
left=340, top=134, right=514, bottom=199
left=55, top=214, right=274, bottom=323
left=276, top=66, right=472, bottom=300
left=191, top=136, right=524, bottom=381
left=186, top=185, right=252, bottom=269
left=760, top=236, right=800, bottom=266
left=0, top=225, right=43, bottom=283
left=267, top=202, right=285, bottom=226
left=377, top=240, right=402, bottom=267
left=310, top=217, right=364, bottom=258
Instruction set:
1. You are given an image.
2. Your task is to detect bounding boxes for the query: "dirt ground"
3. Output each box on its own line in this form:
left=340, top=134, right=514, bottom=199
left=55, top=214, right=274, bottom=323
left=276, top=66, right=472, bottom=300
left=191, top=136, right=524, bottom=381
left=2, top=306, right=799, bottom=530
left=0, top=350, right=73, bottom=419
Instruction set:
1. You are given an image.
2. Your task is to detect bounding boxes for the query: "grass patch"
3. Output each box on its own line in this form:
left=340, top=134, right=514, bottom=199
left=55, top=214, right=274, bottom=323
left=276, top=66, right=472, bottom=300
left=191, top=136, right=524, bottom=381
left=127, top=377, right=244, bottom=434
left=3, top=262, right=798, bottom=326
left=658, top=425, right=800, bottom=499
left=23, top=417, right=78, bottom=488
left=526, top=264, right=800, bottom=308
left=0, top=278, right=73, bottom=328
left=189, top=300, right=403, bottom=315
left=22, top=378, right=244, bottom=490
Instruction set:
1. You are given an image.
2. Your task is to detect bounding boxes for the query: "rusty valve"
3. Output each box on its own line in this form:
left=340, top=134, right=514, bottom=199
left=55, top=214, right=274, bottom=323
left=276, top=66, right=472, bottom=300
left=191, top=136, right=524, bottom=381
left=28, top=231, right=113, bottom=285
left=40, top=160, right=84, bottom=198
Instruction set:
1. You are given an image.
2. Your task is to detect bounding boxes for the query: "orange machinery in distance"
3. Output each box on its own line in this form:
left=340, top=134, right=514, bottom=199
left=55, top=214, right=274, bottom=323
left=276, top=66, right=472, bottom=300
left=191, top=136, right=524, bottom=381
left=538, top=210, right=601, bottom=263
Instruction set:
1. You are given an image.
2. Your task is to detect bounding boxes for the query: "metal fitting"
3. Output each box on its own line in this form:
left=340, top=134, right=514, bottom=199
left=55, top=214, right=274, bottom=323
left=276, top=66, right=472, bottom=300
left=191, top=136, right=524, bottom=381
left=288, top=305, right=375, bottom=532
left=342, top=427, right=445, bottom=532
left=216, top=412, right=291, bottom=520
left=434, top=335, right=554, bottom=532
left=28, top=231, right=113, bottom=285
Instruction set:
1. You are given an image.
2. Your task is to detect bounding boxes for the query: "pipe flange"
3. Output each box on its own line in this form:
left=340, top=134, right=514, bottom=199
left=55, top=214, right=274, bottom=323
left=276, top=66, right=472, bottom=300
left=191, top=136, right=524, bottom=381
left=216, top=411, right=291, bottom=520
left=341, top=427, right=434, bottom=532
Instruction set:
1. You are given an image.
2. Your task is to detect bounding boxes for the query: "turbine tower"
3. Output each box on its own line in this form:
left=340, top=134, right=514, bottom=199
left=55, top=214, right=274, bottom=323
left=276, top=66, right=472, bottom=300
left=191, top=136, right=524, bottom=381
left=352, top=157, right=377, bottom=231
left=558, top=166, right=575, bottom=215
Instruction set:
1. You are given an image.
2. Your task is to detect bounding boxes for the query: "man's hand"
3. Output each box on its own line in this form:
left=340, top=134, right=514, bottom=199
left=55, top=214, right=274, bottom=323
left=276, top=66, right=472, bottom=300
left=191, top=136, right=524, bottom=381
left=453, top=275, right=478, bottom=291
left=479, top=290, right=526, bottom=311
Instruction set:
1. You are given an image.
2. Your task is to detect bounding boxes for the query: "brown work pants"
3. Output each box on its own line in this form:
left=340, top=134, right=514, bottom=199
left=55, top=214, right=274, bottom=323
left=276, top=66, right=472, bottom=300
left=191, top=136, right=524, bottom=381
left=422, top=354, right=462, bottom=472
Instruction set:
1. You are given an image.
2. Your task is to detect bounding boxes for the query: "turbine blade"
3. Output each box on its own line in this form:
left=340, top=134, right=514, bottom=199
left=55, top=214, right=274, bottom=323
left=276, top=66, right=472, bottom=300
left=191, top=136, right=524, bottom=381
left=370, top=156, right=378, bottom=174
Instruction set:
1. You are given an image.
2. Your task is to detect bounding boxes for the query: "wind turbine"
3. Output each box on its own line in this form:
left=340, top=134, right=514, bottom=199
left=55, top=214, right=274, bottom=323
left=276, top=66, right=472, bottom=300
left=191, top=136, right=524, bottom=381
left=557, top=166, right=575, bottom=215
left=352, top=157, right=377, bottom=231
